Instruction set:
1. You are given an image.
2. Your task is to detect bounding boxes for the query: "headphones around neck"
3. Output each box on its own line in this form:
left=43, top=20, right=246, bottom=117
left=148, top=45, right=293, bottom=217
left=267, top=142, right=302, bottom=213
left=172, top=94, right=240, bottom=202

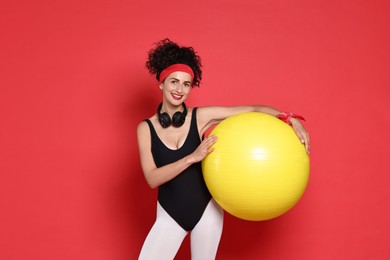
left=157, top=102, right=188, bottom=128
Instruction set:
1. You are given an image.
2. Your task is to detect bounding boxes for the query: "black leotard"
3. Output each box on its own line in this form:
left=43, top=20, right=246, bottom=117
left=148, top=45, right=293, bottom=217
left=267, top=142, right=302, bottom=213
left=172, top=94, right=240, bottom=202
left=145, top=107, right=212, bottom=231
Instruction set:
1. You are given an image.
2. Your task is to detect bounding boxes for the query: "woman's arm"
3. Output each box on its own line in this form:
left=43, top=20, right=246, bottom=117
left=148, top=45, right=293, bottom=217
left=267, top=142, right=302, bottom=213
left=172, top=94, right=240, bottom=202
left=197, top=105, right=310, bottom=154
left=137, top=121, right=217, bottom=188
left=197, top=105, right=280, bottom=131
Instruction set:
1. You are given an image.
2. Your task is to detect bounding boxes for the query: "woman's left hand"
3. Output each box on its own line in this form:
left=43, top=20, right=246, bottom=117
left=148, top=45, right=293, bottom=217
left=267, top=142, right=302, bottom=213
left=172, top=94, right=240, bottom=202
left=290, top=118, right=310, bottom=155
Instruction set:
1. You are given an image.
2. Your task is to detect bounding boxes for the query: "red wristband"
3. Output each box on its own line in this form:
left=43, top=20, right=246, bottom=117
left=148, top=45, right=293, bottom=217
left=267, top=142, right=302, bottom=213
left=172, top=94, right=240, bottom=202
left=276, top=112, right=305, bottom=125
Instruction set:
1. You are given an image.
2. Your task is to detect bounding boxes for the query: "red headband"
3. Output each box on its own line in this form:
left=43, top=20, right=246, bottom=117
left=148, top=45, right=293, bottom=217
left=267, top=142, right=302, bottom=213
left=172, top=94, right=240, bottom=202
left=159, top=64, right=194, bottom=83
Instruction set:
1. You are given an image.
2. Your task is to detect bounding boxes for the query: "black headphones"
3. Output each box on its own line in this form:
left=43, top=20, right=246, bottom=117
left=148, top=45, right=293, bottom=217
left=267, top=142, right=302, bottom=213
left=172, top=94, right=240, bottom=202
left=157, top=102, right=188, bottom=128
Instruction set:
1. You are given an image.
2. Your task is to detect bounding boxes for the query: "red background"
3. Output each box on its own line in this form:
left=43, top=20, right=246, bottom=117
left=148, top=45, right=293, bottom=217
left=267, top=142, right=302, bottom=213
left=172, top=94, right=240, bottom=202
left=1, top=0, right=390, bottom=259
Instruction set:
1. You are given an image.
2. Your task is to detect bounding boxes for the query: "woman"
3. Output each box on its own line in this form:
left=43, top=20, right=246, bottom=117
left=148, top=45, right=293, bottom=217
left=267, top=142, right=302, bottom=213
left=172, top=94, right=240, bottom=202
left=137, top=39, right=310, bottom=259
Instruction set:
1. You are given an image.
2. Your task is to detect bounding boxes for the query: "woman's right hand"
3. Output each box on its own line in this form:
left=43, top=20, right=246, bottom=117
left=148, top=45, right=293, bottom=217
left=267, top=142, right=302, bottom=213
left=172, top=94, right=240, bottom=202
left=190, top=135, right=218, bottom=163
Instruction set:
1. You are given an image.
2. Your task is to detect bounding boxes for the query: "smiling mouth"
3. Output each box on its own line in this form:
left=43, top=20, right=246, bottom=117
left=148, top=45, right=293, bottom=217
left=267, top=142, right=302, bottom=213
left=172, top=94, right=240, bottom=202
left=172, top=93, right=183, bottom=100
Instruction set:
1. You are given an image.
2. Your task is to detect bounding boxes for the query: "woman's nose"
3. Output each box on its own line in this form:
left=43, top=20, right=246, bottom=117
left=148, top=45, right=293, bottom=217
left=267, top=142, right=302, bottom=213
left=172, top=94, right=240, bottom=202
left=175, top=83, right=183, bottom=92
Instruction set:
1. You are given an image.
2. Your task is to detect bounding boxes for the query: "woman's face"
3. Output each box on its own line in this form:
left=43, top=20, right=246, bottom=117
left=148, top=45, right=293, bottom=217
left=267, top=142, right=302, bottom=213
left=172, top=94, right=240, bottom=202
left=160, top=71, right=193, bottom=105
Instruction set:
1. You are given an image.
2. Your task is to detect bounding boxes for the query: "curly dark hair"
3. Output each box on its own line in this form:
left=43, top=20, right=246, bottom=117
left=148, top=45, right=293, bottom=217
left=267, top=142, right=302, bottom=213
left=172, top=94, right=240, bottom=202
left=146, top=39, right=202, bottom=87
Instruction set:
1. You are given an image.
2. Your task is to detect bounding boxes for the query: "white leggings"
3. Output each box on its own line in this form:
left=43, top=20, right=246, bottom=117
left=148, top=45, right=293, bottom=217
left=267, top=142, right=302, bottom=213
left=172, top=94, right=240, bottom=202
left=139, top=199, right=224, bottom=260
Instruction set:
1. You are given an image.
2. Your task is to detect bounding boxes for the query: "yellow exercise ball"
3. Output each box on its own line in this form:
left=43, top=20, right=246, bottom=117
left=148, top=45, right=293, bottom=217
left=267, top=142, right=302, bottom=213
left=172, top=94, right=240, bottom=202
left=202, top=112, right=310, bottom=221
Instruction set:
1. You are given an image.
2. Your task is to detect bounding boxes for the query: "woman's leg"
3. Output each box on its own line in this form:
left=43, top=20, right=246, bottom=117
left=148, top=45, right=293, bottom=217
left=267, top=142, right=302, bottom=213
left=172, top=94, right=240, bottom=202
left=139, top=202, right=188, bottom=260
left=190, top=199, right=224, bottom=260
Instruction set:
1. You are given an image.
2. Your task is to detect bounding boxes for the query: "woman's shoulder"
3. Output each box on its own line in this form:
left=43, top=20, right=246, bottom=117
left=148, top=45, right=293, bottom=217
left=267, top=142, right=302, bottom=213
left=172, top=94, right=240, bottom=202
left=137, top=114, right=157, bottom=131
left=194, top=106, right=216, bottom=118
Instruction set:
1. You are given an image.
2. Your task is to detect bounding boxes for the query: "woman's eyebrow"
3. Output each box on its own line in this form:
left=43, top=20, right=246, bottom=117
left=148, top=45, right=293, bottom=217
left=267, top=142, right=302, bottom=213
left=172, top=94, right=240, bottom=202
left=169, top=77, right=191, bottom=84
